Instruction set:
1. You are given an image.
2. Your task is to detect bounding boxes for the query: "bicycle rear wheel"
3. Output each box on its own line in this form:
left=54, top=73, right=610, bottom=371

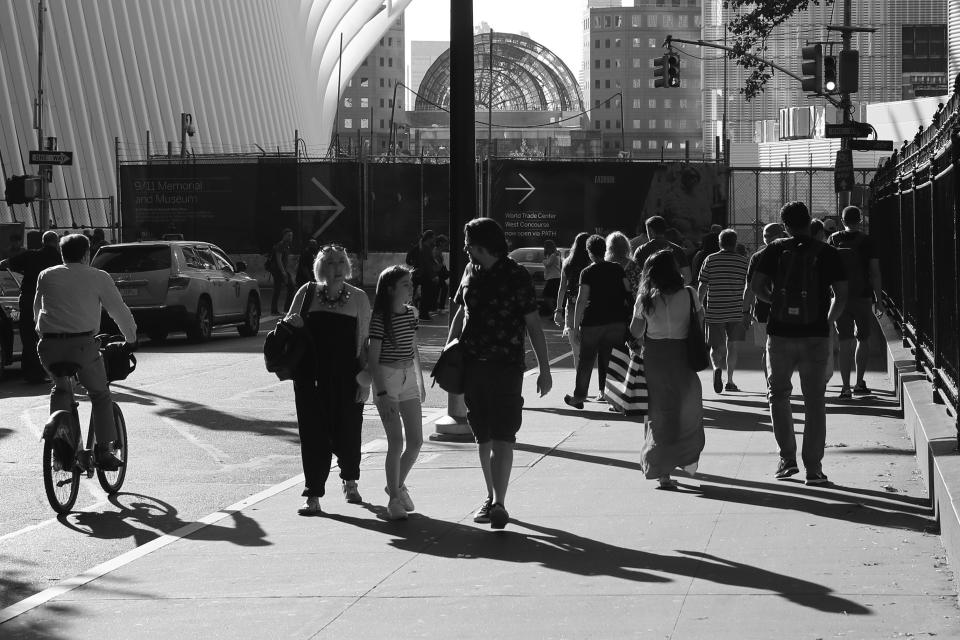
left=96, top=403, right=128, bottom=493
left=42, top=426, right=80, bottom=515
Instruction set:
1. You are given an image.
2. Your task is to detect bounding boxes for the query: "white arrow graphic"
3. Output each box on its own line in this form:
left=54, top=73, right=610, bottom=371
left=505, top=172, right=536, bottom=204
left=280, top=177, right=346, bottom=237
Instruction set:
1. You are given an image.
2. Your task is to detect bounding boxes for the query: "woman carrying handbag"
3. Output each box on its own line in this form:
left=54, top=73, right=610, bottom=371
left=629, top=250, right=706, bottom=489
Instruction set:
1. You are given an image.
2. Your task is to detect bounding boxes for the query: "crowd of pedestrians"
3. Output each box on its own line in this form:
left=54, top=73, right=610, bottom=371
left=279, top=201, right=881, bottom=526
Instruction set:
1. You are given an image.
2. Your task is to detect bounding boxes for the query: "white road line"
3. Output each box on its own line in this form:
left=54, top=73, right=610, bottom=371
left=524, top=350, right=574, bottom=377
left=160, top=416, right=232, bottom=464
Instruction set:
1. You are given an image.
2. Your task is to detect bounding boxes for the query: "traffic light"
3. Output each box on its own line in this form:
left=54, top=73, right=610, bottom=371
left=823, top=55, right=838, bottom=94
left=653, top=54, right=667, bottom=88
left=666, top=52, right=680, bottom=87
left=800, top=44, right=823, bottom=94
left=838, top=49, right=859, bottom=94
left=653, top=52, right=681, bottom=88
left=4, top=175, right=41, bottom=205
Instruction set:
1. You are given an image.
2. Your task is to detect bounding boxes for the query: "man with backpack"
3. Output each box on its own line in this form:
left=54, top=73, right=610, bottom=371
left=750, top=201, right=848, bottom=485
left=828, top=206, right=881, bottom=398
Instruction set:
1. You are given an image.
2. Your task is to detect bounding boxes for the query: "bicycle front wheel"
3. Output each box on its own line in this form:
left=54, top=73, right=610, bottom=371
left=96, top=403, right=128, bottom=494
left=43, top=433, right=80, bottom=515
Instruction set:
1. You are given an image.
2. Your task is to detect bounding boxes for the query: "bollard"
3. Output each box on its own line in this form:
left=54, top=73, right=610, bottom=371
left=430, top=392, right=472, bottom=442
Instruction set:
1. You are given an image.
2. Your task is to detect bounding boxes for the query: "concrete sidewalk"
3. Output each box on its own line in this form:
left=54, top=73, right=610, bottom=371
left=2, top=354, right=959, bottom=639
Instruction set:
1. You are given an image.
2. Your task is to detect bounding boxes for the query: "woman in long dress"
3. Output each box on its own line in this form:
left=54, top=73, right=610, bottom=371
left=630, top=249, right=705, bottom=489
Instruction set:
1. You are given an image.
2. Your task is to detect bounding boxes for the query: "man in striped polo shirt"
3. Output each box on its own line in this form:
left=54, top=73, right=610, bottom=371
left=698, top=229, right=750, bottom=393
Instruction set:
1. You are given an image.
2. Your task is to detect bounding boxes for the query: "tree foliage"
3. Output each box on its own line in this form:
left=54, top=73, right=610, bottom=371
left=723, top=0, right=835, bottom=100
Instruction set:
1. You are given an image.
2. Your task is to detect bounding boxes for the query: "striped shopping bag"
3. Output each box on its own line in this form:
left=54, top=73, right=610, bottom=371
left=604, top=343, right=648, bottom=416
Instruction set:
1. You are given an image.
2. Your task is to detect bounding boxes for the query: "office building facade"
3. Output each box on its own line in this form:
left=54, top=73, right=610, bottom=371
left=584, top=0, right=704, bottom=158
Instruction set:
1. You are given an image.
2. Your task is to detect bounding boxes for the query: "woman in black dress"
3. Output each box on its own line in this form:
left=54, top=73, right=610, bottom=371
left=286, top=244, right=371, bottom=515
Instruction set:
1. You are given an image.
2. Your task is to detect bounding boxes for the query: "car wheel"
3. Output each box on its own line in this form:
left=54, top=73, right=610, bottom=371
left=237, top=295, right=260, bottom=337
left=186, top=298, right=213, bottom=342
left=147, top=331, right=168, bottom=344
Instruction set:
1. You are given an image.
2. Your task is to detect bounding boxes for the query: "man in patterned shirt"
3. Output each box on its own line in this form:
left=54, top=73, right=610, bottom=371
left=448, top=218, right=552, bottom=530
left=699, top=229, right=750, bottom=393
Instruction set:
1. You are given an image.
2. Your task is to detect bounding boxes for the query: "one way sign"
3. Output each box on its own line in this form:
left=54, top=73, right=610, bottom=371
left=29, top=151, right=73, bottom=166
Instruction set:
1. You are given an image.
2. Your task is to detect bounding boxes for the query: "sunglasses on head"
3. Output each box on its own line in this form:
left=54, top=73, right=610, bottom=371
left=320, top=243, right=345, bottom=252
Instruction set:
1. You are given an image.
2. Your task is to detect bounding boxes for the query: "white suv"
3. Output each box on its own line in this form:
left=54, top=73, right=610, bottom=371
left=91, top=241, right=261, bottom=343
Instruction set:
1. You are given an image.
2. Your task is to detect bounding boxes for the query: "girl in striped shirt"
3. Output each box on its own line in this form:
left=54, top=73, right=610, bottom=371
left=368, top=265, right=425, bottom=520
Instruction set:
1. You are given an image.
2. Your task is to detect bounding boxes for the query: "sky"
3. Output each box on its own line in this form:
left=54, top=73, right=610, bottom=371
left=402, top=0, right=594, bottom=79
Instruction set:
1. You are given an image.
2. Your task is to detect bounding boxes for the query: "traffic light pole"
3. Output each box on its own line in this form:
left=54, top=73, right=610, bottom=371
left=35, top=0, right=48, bottom=234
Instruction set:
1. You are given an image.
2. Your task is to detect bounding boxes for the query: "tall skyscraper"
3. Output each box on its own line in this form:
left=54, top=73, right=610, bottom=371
left=338, top=16, right=407, bottom=155
left=585, top=1, right=704, bottom=158
left=702, top=0, right=947, bottom=153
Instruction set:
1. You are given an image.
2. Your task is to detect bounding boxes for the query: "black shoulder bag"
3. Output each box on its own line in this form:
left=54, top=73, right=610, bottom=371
left=685, top=287, right=711, bottom=372
left=263, top=284, right=316, bottom=381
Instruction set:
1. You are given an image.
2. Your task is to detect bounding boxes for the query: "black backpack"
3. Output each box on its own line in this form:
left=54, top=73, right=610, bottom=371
left=770, top=238, right=824, bottom=325
left=830, top=231, right=869, bottom=298
left=263, top=284, right=316, bottom=380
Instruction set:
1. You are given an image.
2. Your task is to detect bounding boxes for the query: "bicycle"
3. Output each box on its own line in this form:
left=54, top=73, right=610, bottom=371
left=41, top=335, right=136, bottom=515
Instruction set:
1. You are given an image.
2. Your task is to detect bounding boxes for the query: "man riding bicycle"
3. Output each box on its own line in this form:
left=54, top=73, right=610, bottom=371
left=34, top=234, right=137, bottom=471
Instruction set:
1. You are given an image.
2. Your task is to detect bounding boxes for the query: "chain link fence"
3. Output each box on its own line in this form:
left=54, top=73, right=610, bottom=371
left=0, top=197, right=116, bottom=242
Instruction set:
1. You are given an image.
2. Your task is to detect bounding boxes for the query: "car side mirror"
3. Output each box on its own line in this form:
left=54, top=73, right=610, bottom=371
left=235, top=261, right=247, bottom=273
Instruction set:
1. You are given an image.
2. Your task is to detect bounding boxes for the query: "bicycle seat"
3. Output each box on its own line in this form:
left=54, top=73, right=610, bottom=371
left=48, top=362, right=82, bottom=377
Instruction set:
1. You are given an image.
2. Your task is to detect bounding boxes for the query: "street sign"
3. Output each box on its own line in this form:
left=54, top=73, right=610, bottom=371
left=29, top=150, right=73, bottom=165
left=849, top=139, right=894, bottom=152
left=834, top=148, right=854, bottom=193
left=825, top=122, right=872, bottom=139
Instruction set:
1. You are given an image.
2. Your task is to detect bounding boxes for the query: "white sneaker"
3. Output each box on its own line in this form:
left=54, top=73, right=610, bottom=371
left=386, top=485, right=416, bottom=512
left=682, top=462, right=699, bottom=477
left=342, top=480, right=362, bottom=504
left=386, top=497, right=408, bottom=520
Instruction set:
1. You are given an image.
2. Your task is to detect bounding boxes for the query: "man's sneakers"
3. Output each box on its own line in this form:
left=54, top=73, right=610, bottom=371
left=488, top=503, right=509, bottom=529
left=805, top=470, right=830, bottom=485
left=473, top=497, right=493, bottom=523
left=713, top=369, right=723, bottom=394
left=563, top=394, right=585, bottom=410
left=94, top=443, right=124, bottom=471
left=774, top=458, right=799, bottom=479
left=342, top=480, right=363, bottom=504
left=852, top=382, right=871, bottom=396
left=386, top=497, right=408, bottom=520
left=297, top=496, right=322, bottom=516
left=385, top=485, right=415, bottom=512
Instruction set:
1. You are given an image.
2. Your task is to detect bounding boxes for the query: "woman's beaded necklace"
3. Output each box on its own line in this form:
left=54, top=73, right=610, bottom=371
left=318, top=284, right=351, bottom=309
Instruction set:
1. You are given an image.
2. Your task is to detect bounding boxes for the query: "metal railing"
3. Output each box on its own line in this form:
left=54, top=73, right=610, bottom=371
left=870, top=93, right=960, bottom=446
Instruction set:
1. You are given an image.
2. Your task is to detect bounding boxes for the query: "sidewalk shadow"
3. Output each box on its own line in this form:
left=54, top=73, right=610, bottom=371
left=702, top=406, right=771, bottom=432
left=524, top=406, right=638, bottom=422
left=694, top=473, right=934, bottom=530
left=0, top=559, right=78, bottom=639
left=515, top=442, right=643, bottom=471
left=323, top=508, right=869, bottom=616
left=60, top=492, right=270, bottom=548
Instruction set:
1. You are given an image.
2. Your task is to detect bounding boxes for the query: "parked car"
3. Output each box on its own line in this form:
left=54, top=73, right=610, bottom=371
left=508, top=246, right=569, bottom=281
left=0, top=270, right=22, bottom=371
left=91, top=241, right=261, bottom=343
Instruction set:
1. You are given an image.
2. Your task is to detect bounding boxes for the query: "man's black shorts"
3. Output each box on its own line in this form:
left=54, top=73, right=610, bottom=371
left=463, top=360, right=525, bottom=444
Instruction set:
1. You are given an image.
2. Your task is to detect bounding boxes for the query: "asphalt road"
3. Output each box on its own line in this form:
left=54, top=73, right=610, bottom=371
left=0, top=303, right=573, bottom=610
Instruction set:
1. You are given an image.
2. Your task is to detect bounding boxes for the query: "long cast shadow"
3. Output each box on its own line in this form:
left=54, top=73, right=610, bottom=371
left=322, top=508, right=870, bottom=616
left=515, top=441, right=644, bottom=471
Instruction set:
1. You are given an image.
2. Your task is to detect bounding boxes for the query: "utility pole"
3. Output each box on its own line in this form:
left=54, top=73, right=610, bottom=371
left=35, top=0, right=49, bottom=234
left=839, top=0, right=853, bottom=209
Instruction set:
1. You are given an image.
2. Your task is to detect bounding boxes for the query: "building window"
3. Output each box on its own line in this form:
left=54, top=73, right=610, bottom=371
left=648, top=119, right=657, bottom=129
left=633, top=58, right=643, bottom=68
left=360, top=78, right=369, bottom=87
left=678, top=15, right=689, bottom=28
left=379, top=57, right=384, bottom=66
left=632, top=119, right=642, bottom=128
left=632, top=139, right=643, bottom=149
left=595, top=120, right=601, bottom=129
left=344, top=119, right=353, bottom=129
left=648, top=98, right=656, bottom=108
left=679, top=120, right=688, bottom=129
left=360, top=118, right=369, bottom=129
left=615, top=15, right=622, bottom=27
left=694, top=15, right=702, bottom=27
left=344, top=97, right=353, bottom=107
left=648, top=140, right=657, bottom=149
left=379, top=78, right=385, bottom=87
left=664, top=119, right=673, bottom=128
left=362, top=59, right=368, bottom=66
left=604, top=15, right=611, bottom=27
left=680, top=59, right=688, bottom=69
left=360, top=97, right=368, bottom=108
left=648, top=58, right=655, bottom=68
left=593, top=16, right=601, bottom=28
left=595, top=79, right=601, bottom=89
left=594, top=59, right=601, bottom=69
left=380, top=38, right=384, bottom=46
left=633, top=37, right=643, bottom=47
left=662, top=15, right=673, bottom=27
left=665, top=141, right=674, bottom=149
left=605, top=79, right=611, bottom=88
left=388, top=37, right=392, bottom=46
left=679, top=140, right=687, bottom=149
left=649, top=38, right=657, bottom=48
left=380, top=119, right=385, bottom=128
left=595, top=100, right=602, bottom=108
left=605, top=59, right=611, bottom=68
left=615, top=38, right=622, bottom=48
left=388, top=57, right=393, bottom=67
left=595, top=39, right=600, bottom=48
left=632, top=98, right=642, bottom=108
left=380, top=98, right=385, bottom=107
left=648, top=79, right=655, bottom=88
left=632, top=15, right=641, bottom=27
left=615, top=59, right=622, bottom=68
left=680, top=99, right=689, bottom=109
left=604, top=39, right=610, bottom=48
left=663, top=99, right=672, bottom=109
left=605, top=120, right=611, bottom=129
left=633, top=78, right=644, bottom=88
left=388, top=99, right=394, bottom=107
left=647, top=15, right=657, bottom=27
left=348, top=79, right=353, bottom=87
left=615, top=119, right=621, bottom=129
